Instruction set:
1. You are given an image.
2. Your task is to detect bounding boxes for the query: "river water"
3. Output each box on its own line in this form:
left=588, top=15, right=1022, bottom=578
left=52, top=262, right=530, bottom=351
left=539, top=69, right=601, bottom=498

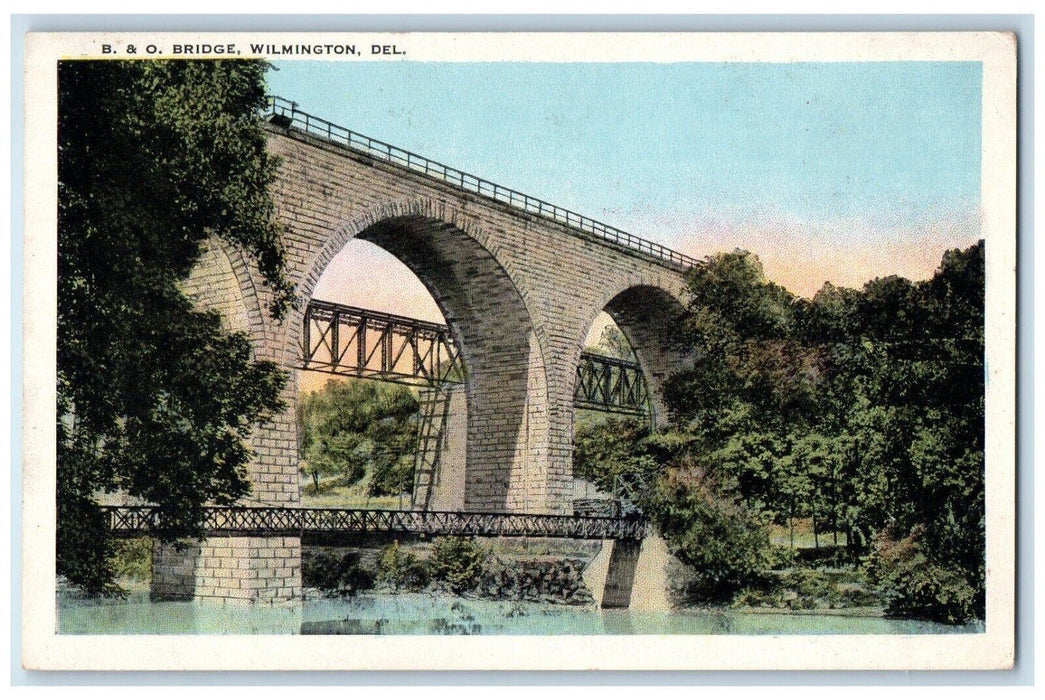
left=57, top=589, right=983, bottom=636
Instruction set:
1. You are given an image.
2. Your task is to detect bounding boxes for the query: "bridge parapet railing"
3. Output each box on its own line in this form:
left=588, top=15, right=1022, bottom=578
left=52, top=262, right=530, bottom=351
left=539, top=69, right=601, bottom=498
left=264, top=96, right=699, bottom=271
left=103, top=505, right=648, bottom=541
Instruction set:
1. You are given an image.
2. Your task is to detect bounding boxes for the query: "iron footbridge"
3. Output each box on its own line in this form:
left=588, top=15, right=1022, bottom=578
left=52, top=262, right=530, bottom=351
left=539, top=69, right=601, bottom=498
left=103, top=505, right=649, bottom=541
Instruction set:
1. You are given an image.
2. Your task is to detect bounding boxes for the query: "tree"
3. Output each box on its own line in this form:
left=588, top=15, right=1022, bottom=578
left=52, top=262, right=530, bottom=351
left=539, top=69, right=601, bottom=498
left=588, top=323, right=636, bottom=361
left=643, top=459, right=771, bottom=604
left=297, top=379, right=419, bottom=497
left=797, top=243, right=986, bottom=620
left=573, top=416, right=654, bottom=497
left=57, top=60, right=292, bottom=594
left=649, top=243, right=985, bottom=620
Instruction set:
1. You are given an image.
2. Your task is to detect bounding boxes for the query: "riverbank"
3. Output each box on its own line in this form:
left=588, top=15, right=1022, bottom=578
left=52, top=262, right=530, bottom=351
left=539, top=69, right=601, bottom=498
left=303, top=537, right=599, bottom=606
left=104, top=535, right=981, bottom=630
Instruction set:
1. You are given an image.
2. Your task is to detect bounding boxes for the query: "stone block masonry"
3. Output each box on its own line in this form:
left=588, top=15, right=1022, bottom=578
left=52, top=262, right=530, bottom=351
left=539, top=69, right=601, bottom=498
left=254, top=123, right=690, bottom=515
left=151, top=537, right=302, bottom=602
left=163, top=115, right=690, bottom=603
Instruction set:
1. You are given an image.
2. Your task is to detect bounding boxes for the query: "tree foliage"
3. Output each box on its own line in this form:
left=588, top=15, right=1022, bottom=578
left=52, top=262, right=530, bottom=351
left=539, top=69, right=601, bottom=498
left=657, top=244, right=985, bottom=621
left=573, top=417, right=658, bottom=498
left=57, top=60, right=292, bottom=594
left=644, top=460, right=771, bottom=604
left=428, top=537, right=488, bottom=593
left=577, top=245, right=985, bottom=622
left=588, top=323, right=636, bottom=361
left=297, top=379, right=419, bottom=497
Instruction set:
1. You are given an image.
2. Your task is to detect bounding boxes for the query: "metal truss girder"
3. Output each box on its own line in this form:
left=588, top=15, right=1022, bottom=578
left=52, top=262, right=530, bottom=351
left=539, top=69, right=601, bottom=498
left=300, top=300, right=465, bottom=386
left=574, top=352, right=650, bottom=415
left=300, top=301, right=652, bottom=417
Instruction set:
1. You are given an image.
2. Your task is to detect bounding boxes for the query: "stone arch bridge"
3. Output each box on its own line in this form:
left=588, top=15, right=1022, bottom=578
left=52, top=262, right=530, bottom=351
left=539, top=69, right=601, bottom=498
left=148, top=97, right=696, bottom=604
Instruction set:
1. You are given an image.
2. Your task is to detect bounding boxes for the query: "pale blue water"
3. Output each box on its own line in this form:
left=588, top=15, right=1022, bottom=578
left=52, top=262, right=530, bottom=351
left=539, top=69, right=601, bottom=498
left=57, top=590, right=984, bottom=636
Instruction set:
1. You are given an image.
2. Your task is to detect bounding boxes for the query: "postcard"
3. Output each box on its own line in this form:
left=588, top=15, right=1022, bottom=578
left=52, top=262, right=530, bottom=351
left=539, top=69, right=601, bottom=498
left=21, top=30, right=1017, bottom=671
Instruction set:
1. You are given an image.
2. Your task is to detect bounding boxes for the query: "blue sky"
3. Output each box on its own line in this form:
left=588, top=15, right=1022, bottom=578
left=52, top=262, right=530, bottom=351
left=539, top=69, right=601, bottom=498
left=266, top=60, right=982, bottom=306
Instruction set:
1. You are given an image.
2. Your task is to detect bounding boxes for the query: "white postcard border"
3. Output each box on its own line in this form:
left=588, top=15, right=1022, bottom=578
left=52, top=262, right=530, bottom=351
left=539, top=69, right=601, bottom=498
left=21, top=31, right=1018, bottom=672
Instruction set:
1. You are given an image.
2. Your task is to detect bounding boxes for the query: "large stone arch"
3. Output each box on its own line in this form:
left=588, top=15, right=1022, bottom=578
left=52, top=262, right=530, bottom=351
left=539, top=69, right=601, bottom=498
left=283, top=197, right=557, bottom=513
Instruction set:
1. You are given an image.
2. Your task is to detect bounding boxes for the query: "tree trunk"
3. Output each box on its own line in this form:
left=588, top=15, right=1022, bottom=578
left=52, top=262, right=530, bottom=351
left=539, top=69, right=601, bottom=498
left=812, top=509, right=819, bottom=549
left=830, top=470, right=839, bottom=546
left=789, top=499, right=795, bottom=549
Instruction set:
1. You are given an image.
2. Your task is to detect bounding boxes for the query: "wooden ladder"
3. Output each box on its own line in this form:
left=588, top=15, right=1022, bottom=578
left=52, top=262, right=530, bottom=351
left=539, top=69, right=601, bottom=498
left=410, top=386, right=453, bottom=511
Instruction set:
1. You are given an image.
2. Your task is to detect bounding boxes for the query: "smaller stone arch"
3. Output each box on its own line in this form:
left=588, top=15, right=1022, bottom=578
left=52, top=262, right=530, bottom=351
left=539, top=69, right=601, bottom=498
left=573, top=280, right=692, bottom=427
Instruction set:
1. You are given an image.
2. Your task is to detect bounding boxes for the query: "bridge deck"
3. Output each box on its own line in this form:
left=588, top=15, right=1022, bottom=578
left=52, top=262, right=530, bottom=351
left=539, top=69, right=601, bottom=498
left=265, top=96, right=699, bottom=271
left=103, top=505, right=648, bottom=541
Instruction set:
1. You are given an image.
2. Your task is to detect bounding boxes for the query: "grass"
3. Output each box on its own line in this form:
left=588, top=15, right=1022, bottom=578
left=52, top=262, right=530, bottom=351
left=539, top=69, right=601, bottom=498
left=301, top=472, right=408, bottom=510
left=768, top=518, right=848, bottom=549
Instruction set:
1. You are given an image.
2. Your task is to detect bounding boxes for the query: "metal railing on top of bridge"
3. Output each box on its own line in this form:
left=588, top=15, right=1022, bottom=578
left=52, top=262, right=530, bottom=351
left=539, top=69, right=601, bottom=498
left=102, top=505, right=648, bottom=541
left=264, top=96, right=701, bottom=271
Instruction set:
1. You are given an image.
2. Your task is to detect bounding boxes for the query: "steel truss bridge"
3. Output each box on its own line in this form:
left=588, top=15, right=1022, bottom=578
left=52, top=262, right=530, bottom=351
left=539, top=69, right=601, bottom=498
left=103, top=505, right=648, bottom=541
left=301, top=299, right=650, bottom=415
left=575, top=352, right=650, bottom=415
left=301, top=300, right=465, bottom=386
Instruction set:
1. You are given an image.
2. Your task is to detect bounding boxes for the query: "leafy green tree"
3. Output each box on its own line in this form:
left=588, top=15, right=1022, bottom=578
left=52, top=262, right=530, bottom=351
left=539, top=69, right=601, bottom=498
left=57, top=60, right=292, bottom=594
left=800, top=243, right=985, bottom=620
left=655, top=243, right=982, bottom=619
left=643, top=459, right=771, bottom=604
left=663, top=250, right=818, bottom=436
left=572, top=416, right=658, bottom=502
left=588, top=323, right=636, bottom=361
left=298, top=379, right=419, bottom=497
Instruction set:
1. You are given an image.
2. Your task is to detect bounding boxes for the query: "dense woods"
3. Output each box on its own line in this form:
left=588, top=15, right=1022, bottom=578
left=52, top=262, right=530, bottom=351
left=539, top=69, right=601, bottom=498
left=575, top=242, right=985, bottom=623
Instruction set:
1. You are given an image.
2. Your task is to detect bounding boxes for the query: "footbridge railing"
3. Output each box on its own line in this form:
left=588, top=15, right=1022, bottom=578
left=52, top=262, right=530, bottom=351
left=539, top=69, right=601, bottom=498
left=265, top=96, right=700, bottom=271
left=102, top=505, right=649, bottom=541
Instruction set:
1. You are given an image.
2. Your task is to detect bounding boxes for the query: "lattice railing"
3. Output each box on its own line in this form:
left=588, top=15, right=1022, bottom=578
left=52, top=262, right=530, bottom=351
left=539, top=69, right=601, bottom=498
left=103, top=505, right=648, bottom=541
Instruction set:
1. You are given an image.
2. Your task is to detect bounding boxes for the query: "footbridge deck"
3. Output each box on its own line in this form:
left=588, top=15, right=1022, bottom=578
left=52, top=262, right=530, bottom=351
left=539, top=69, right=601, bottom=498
left=103, top=505, right=648, bottom=541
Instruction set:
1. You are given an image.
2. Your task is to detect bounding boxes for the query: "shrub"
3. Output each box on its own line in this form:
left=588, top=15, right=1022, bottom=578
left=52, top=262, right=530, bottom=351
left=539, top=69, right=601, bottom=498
left=110, top=536, right=153, bottom=583
left=646, top=466, right=771, bottom=604
left=764, top=545, right=797, bottom=570
left=302, top=550, right=375, bottom=595
left=865, top=527, right=978, bottom=625
left=376, top=542, right=429, bottom=591
left=428, top=537, right=487, bottom=593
